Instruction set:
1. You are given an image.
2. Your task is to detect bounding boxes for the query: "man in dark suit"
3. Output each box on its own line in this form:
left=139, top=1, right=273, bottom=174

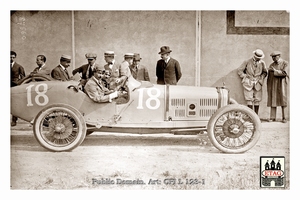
left=51, top=54, right=72, bottom=81
left=10, top=50, right=26, bottom=126
left=30, top=55, right=50, bottom=76
left=130, top=53, right=150, bottom=81
left=156, top=46, right=182, bottom=85
left=72, top=53, right=100, bottom=90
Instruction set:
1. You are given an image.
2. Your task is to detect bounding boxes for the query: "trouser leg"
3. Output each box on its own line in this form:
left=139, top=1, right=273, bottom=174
left=12, top=115, right=18, bottom=122
left=282, top=106, right=286, bottom=120
left=254, top=105, right=259, bottom=115
left=270, top=107, right=277, bottom=120
left=247, top=105, right=253, bottom=109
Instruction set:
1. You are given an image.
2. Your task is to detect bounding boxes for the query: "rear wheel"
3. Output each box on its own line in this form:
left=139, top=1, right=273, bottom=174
left=207, top=104, right=261, bottom=153
left=33, top=104, right=87, bottom=152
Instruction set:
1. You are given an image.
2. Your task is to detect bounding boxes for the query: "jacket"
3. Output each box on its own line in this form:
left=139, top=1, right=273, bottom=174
left=156, top=57, right=182, bottom=85
left=85, top=76, right=111, bottom=103
left=11, top=62, right=25, bottom=87
left=130, top=64, right=150, bottom=81
left=237, top=58, right=267, bottom=91
left=31, top=64, right=51, bottom=76
left=51, top=65, right=70, bottom=81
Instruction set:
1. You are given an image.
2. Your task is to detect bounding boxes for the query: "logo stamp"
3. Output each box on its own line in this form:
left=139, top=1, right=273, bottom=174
left=260, top=156, right=285, bottom=188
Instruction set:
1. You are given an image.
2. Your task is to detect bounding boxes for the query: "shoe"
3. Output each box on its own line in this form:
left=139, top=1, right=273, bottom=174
left=267, top=118, right=275, bottom=122
left=282, top=119, right=287, bottom=123
left=11, top=121, right=17, bottom=126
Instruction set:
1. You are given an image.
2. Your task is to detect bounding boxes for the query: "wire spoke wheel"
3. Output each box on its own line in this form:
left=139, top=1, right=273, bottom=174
left=207, top=104, right=261, bottom=153
left=34, top=104, right=86, bottom=151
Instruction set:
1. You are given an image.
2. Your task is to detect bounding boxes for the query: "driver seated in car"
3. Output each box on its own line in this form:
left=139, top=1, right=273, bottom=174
left=85, top=66, right=121, bottom=103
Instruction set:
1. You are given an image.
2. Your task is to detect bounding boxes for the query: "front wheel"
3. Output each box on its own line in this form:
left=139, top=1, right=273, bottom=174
left=33, top=104, right=87, bottom=152
left=207, top=104, right=261, bottom=153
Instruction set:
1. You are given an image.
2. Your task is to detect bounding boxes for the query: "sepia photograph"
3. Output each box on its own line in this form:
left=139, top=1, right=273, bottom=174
left=3, top=0, right=298, bottom=198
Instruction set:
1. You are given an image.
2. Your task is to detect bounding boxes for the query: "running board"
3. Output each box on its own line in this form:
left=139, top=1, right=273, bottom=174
left=171, top=127, right=207, bottom=135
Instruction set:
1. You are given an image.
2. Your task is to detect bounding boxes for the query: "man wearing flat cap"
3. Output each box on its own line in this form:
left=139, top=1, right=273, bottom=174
left=72, top=53, right=100, bottom=90
left=51, top=54, right=72, bottom=81
left=237, top=49, right=268, bottom=115
left=267, top=51, right=289, bottom=123
left=156, top=46, right=182, bottom=85
left=130, top=53, right=150, bottom=81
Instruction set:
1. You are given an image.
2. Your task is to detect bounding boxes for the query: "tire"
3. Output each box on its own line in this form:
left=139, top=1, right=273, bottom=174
left=229, top=98, right=238, bottom=104
left=18, top=74, right=53, bottom=85
left=207, top=104, right=261, bottom=153
left=33, top=104, right=87, bottom=152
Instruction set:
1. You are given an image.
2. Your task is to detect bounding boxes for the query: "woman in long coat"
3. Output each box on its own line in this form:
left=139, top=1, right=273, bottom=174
left=267, top=51, right=289, bottom=123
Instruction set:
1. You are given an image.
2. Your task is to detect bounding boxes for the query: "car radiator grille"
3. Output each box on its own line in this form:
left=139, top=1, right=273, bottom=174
left=170, top=98, right=218, bottom=120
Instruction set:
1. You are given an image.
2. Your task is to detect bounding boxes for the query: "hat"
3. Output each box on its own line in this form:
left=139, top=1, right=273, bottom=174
left=60, top=54, right=71, bottom=62
left=158, top=46, right=172, bottom=54
left=133, top=53, right=142, bottom=61
left=94, top=65, right=104, bottom=71
left=253, top=49, right=264, bottom=59
left=104, top=51, right=115, bottom=57
left=124, top=53, right=134, bottom=58
left=85, top=53, right=97, bottom=59
left=270, top=51, right=281, bottom=57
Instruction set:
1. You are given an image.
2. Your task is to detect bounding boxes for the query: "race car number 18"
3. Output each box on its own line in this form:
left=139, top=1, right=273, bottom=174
left=26, top=83, right=49, bottom=106
left=136, top=88, right=161, bottom=110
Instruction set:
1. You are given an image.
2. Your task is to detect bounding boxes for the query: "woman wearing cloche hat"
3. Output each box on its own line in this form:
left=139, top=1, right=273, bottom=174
left=237, top=49, right=268, bottom=115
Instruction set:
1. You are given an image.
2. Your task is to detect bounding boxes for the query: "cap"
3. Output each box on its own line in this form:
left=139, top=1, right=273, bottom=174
left=85, top=53, right=97, bottom=59
left=124, top=53, right=134, bottom=58
left=94, top=65, right=104, bottom=71
left=104, top=51, right=115, bottom=57
left=270, top=51, right=281, bottom=57
left=60, top=54, right=71, bottom=62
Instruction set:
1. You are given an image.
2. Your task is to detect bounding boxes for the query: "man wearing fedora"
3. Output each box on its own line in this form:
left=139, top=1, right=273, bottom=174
left=156, top=46, right=182, bottom=85
left=130, top=53, right=150, bottom=81
left=237, top=49, right=268, bottom=115
left=266, top=51, right=289, bottom=123
left=51, top=54, right=73, bottom=81
left=72, top=53, right=99, bottom=90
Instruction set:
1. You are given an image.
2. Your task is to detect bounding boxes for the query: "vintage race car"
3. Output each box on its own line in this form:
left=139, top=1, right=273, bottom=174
left=11, top=75, right=261, bottom=153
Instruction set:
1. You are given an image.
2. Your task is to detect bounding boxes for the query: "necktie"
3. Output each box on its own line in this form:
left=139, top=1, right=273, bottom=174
left=64, top=69, right=69, bottom=79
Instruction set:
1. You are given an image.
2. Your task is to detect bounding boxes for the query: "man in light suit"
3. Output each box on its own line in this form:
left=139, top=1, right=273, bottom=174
left=103, top=51, right=131, bottom=89
left=85, top=66, right=120, bottom=103
left=30, top=55, right=50, bottom=76
left=51, top=54, right=72, bottom=81
left=237, top=49, right=268, bottom=115
left=10, top=50, right=25, bottom=126
left=156, top=46, right=182, bottom=85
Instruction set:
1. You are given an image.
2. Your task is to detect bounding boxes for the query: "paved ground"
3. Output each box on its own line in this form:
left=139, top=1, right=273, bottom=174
left=9, top=119, right=291, bottom=192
